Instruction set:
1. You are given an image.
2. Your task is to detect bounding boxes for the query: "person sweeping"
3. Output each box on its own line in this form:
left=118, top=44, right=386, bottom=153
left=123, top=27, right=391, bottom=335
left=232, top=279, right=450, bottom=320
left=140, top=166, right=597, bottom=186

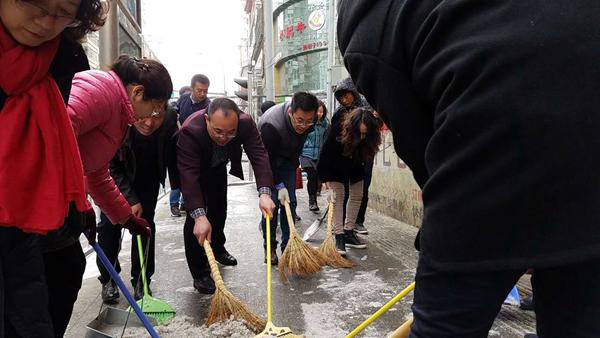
left=317, top=107, right=382, bottom=256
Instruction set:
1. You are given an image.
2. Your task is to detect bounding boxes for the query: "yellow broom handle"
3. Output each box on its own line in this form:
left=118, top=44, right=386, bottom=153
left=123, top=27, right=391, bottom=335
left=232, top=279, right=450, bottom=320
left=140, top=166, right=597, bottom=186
left=345, top=282, right=416, bottom=338
left=266, top=215, right=273, bottom=322
left=283, top=200, right=297, bottom=233
left=203, top=241, right=225, bottom=288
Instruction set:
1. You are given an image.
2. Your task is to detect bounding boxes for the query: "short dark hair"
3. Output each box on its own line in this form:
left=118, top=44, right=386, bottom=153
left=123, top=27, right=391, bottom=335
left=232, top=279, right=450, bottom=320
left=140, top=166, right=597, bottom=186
left=260, top=100, right=276, bottom=114
left=64, top=0, right=107, bottom=42
left=179, top=86, right=191, bottom=96
left=111, top=55, right=173, bottom=102
left=191, top=74, right=210, bottom=87
left=207, top=97, right=241, bottom=119
left=290, top=92, right=319, bottom=114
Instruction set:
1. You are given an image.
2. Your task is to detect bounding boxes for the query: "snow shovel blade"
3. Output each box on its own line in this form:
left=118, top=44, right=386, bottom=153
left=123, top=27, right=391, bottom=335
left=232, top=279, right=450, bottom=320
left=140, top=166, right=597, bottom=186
left=302, top=206, right=328, bottom=241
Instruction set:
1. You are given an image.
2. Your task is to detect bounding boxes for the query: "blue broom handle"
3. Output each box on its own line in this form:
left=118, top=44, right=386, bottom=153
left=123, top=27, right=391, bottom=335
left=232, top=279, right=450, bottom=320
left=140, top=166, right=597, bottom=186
left=92, top=242, right=160, bottom=338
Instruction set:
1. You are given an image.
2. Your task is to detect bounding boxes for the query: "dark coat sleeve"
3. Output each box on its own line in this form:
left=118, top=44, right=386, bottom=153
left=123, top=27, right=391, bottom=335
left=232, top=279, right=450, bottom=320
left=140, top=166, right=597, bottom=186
left=177, top=121, right=207, bottom=210
left=259, top=123, right=282, bottom=184
left=241, top=117, right=275, bottom=189
left=108, top=143, right=139, bottom=206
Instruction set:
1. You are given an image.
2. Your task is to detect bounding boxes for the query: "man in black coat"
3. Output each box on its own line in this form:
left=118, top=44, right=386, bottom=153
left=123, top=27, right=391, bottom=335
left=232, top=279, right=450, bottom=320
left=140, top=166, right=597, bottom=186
left=96, top=106, right=178, bottom=303
left=339, top=1, right=600, bottom=337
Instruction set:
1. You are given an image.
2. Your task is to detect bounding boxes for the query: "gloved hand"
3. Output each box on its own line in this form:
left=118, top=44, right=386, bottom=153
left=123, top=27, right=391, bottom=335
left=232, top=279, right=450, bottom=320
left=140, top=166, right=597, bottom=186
left=83, top=208, right=97, bottom=244
left=123, top=215, right=152, bottom=237
left=277, top=186, right=290, bottom=205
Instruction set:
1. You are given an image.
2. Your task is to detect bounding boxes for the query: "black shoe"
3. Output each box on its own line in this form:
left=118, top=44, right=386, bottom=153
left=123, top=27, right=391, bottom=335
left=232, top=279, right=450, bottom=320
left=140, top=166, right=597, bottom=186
left=193, top=276, right=216, bottom=294
left=180, top=204, right=187, bottom=213
left=335, top=234, right=347, bottom=256
left=264, top=247, right=279, bottom=265
left=101, top=281, right=119, bottom=303
left=344, top=230, right=367, bottom=249
left=309, top=195, right=319, bottom=212
left=294, top=214, right=302, bottom=222
left=170, top=204, right=181, bottom=217
left=354, top=223, right=368, bottom=235
left=134, top=281, right=152, bottom=301
left=520, top=295, right=534, bottom=311
left=214, top=250, right=238, bottom=266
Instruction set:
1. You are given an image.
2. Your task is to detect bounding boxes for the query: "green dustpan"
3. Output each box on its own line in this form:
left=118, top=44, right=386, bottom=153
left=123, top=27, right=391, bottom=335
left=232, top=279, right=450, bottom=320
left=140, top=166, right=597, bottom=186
left=127, top=235, right=176, bottom=325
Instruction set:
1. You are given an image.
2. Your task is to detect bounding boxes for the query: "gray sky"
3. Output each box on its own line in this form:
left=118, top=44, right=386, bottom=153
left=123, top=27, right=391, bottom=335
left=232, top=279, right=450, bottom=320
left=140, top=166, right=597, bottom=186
left=142, top=0, right=246, bottom=96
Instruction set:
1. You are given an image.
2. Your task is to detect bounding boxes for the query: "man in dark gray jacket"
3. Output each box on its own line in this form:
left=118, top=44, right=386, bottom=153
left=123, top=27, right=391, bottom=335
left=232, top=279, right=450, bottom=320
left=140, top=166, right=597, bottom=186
left=258, top=92, right=319, bottom=263
left=338, top=1, right=600, bottom=337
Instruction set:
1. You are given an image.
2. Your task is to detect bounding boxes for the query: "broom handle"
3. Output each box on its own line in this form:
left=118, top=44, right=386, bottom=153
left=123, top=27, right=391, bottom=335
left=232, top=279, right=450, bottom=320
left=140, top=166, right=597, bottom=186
left=283, top=200, right=297, bottom=234
left=92, top=242, right=159, bottom=338
left=203, top=241, right=225, bottom=288
left=326, top=201, right=334, bottom=235
left=136, top=235, right=150, bottom=297
left=265, top=215, right=273, bottom=322
left=345, top=282, right=416, bottom=338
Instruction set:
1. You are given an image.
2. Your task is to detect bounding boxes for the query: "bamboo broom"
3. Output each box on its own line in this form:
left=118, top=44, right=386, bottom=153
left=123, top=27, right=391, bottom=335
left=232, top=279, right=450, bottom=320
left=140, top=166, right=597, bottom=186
left=203, top=241, right=266, bottom=333
left=318, top=198, right=353, bottom=268
left=278, top=200, right=328, bottom=282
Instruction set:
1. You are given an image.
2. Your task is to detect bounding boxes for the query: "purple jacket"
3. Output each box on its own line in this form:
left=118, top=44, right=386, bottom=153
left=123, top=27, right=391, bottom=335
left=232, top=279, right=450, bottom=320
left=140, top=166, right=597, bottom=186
left=177, top=110, right=274, bottom=211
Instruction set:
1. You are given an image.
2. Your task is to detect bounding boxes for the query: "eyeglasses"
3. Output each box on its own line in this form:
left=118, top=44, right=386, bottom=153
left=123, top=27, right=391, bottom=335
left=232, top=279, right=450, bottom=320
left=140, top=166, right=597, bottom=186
left=212, top=130, right=237, bottom=140
left=291, top=115, right=314, bottom=127
left=16, top=0, right=81, bottom=28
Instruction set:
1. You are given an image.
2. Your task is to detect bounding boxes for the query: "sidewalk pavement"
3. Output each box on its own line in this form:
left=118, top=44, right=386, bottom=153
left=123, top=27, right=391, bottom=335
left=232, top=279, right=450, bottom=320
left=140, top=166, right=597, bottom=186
left=66, top=174, right=535, bottom=337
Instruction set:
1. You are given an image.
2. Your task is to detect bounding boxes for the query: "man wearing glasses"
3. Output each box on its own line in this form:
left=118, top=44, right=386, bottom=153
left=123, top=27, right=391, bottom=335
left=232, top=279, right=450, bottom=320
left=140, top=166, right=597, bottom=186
left=171, top=74, right=211, bottom=216
left=258, top=92, right=319, bottom=264
left=177, top=98, right=275, bottom=294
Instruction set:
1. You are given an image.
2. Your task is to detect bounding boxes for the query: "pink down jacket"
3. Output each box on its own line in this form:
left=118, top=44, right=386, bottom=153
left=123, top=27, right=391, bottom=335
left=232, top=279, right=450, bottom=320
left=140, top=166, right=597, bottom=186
left=68, top=70, right=135, bottom=224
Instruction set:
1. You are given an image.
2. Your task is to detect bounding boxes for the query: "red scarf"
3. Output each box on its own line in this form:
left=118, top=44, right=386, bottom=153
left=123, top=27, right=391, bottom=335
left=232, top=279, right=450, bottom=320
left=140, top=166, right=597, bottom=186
left=0, top=26, right=89, bottom=234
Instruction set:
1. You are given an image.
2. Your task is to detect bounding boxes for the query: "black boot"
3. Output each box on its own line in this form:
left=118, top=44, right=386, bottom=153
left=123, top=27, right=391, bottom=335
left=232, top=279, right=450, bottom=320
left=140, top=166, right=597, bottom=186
left=214, top=249, right=238, bottom=266
left=335, top=234, right=347, bottom=256
left=193, top=276, right=216, bottom=294
left=101, top=280, right=119, bottom=303
left=264, top=246, right=279, bottom=265
left=309, top=194, right=319, bottom=212
left=344, top=230, right=367, bottom=249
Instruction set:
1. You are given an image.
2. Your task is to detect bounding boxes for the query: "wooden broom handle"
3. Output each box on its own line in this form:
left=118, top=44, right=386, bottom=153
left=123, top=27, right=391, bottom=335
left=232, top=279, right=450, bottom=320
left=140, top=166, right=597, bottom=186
left=283, top=200, right=297, bottom=233
left=203, top=241, right=226, bottom=288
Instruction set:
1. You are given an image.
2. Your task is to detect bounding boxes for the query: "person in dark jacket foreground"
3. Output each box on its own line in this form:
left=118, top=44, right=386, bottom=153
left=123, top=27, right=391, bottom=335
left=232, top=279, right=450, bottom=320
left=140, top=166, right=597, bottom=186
left=97, top=106, right=178, bottom=303
left=177, top=98, right=275, bottom=294
left=318, top=107, right=381, bottom=255
left=338, top=1, right=600, bottom=337
left=258, top=92, right=319, bottom=264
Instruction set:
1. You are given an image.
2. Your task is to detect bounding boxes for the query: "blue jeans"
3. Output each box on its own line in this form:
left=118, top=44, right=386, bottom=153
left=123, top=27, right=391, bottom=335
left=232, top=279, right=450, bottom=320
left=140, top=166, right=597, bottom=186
left=169, top=188, right=184, bottom=206
left=261, top=164, right=297, bottom=249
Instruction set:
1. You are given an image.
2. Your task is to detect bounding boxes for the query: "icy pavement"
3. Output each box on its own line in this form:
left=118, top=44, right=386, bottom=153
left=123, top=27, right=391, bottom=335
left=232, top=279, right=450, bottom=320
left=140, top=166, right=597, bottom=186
left=66, top=174, right=535, bottom=337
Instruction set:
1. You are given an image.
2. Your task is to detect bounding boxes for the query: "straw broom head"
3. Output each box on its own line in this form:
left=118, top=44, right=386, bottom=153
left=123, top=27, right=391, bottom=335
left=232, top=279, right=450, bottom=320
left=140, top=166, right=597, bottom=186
left=204, top=242, right=266, bottom=333
left=278, top=200, right=328, bottom=282
left=318, top=199, right=353, bottom=268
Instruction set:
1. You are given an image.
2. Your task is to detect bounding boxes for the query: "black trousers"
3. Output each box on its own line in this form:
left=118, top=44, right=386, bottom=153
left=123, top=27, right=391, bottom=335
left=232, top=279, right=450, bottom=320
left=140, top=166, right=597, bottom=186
left=183, top=164, right=228, bottom=279
left=0, top=227, right=53, bottom=338
left=410, top=255, right=600, bottom=338
left=44, top=242, right=86, bottom=338
left=304, top=166, right=319, bottom=196
left=96, top=180, right=159, bottom=286
left=356, top=162, right=373, bottom=225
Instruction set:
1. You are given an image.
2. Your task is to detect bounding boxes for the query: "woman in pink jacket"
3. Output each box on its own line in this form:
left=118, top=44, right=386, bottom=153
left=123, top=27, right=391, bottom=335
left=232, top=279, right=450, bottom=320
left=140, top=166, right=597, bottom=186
left=68, top=55, right=173, bottom=235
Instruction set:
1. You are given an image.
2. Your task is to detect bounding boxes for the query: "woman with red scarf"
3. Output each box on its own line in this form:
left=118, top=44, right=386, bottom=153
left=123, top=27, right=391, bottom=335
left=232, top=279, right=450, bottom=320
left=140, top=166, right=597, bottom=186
left=0, top=0, right=105, bottom=337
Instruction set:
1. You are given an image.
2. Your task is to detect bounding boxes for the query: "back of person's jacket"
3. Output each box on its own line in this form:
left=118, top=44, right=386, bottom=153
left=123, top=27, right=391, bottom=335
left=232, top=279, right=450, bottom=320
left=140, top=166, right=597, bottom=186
left=339, top=0, right=600, bottom=271
left=317, top=114, right=365, bottom=184
left=68, top=70, right=135, bottom=225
